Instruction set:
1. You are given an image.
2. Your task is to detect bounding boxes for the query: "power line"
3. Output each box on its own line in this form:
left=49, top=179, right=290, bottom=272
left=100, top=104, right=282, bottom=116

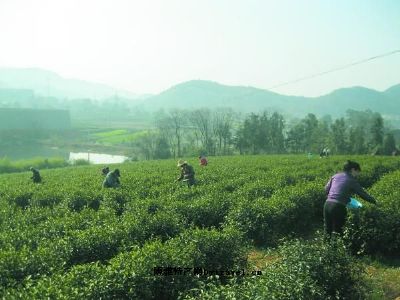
left=268, top=49, right=400, bottom=90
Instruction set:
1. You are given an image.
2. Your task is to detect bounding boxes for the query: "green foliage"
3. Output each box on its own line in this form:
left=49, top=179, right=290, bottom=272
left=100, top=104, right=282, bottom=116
left=70, top=158, right=91, bottom=166
left=382, top=133, right=397, bottom=155
left=226, top=180, right=326, bottom=246
left=345, top=170, right=400, bottom=255
left=3, top=228, right=246, bottom=299
left=235, top=112, right=286, bottom=154
left=65, top=191, right=103, bottom=212
left=182, top=236, right=371, bottom=300
left=93, top=129, right=148, bottom=145
left=0, top=155, right=399, bottom=298
left=0, top=156, right=69, bottom=174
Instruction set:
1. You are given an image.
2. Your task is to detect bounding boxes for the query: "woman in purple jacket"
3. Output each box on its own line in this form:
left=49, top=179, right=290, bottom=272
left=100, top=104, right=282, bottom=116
left=324, top=160, right=377, bottom=236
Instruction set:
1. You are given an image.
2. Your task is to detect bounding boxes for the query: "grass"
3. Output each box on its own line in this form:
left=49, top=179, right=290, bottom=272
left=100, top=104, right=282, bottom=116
left=363, top=256, right=400, bottom=299
left=72, top=119, right=154, bottom=130
left=93, top=129, right=129, bottom=138
left=92, top=130, right=149, bottom=145
left=247, top=248, right=280, bottom=270
left=0, top=156, right=69, bottom=174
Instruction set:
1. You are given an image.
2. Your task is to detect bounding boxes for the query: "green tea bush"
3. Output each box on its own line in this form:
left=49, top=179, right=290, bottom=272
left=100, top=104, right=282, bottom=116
left=4, top=227, right=246, bottom=299
left=101, top=189, right=131, bottom=215
left=65, top=190, right=103, bottom=212
left=5, top=188, right=33, bottom=209
left=171, top=193, right=233, bottom=228
left=226, top=180, right=325, bottom=246
left=30, top=189, right=64, bottom=208
left=345, top=170, right=400, bottom=255
left=67, top=224, right=125, bottom=265
left=0, top=155, right=399, bottom=298
left=181, top=236, right=371, bottom=300
left=122, top=208, right=186, bottom=246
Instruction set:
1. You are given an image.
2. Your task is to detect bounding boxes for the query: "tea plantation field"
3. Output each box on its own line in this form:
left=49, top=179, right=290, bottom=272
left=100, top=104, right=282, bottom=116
left=1, top=155, right=400, bottom=299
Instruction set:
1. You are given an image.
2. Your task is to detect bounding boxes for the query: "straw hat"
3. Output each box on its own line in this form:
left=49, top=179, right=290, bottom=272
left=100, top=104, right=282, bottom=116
left=177, top=160, right=187, bottom=167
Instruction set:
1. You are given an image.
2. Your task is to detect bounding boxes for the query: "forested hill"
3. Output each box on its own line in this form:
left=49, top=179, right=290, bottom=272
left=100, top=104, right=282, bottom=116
left=140, top=80, right=400, bottom=119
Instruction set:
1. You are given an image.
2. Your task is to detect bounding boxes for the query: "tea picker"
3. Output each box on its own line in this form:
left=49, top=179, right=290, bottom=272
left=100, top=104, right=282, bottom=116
left=30, top=167, right=42, bottom=183
left=175, top=160, right=196, bottom=187
left=324, top=160, right=377, bottom=237
left=103, top=169, right=121, bottom=188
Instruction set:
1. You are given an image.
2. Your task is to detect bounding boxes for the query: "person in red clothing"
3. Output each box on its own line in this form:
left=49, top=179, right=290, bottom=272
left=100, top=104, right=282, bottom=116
left=199, top=155, right=208, bottom=166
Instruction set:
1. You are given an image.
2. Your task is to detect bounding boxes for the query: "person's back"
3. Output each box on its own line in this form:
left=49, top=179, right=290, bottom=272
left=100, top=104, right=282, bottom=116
left=183, top=164, right=195, bottom=179
left=326, top=172, right=375, bottom=206
left=30, top=167, right=41, bottom=183
left=183, top=164, right=195, bottom=187
left=103, top=169, right=120, bottom=188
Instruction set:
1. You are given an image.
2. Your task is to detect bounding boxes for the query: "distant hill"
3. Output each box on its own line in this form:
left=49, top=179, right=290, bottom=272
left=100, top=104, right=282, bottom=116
left=140, top=80, right=400, bottom=121
left=1, top=68, right=399, bottom=125
left=385, top=84, right=400, bottom=99
left=312, top=86, right=399, bottom=116
left=139, top=80, right=306, bottom=114
left=0, top=68, right=141, bottom=100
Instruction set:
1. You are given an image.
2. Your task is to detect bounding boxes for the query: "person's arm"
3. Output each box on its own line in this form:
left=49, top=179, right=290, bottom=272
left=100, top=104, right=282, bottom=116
left=325, top=177, right=333, bottom=195
left=176, top=170, right=183, bottom=181
left=352, top=180, right=377, bottom=204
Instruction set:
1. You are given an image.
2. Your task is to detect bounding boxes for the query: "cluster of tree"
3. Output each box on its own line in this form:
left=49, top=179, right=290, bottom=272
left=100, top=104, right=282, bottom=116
left=237, top=109, right=398, bottom=156
left=130, top=108, right=235, bottom=160
left=129, top=108, right=399, bottom=160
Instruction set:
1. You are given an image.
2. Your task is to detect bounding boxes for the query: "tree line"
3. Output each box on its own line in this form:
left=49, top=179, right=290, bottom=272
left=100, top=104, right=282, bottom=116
left=130, top=108, right=399, bottom=160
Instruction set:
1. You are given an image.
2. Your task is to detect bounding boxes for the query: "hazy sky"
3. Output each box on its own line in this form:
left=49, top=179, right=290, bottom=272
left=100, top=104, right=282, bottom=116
left=0, top=0, right=399, bottom=96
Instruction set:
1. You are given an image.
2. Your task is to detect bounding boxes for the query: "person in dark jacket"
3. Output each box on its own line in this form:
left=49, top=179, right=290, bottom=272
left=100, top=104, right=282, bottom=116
left=176, top=160, right=195, bottom=187
left=324, top=160, right=377, bottom=237
left=30, top=167, right=42, bottom=183
left=103, top=169, right=120, bottom=188
left=102, top=166, right=110, bottom=176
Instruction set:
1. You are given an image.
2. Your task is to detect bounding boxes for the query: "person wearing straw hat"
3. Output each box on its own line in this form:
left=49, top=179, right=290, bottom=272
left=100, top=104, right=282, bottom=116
left=324, top=160, right=377, bottom=237
left=176, top=160, right=196, bottom=187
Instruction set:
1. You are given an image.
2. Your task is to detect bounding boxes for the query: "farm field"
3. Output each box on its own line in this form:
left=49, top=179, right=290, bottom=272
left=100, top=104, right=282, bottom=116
left=92, top=129, right=149, bottom=145
left=0, top=155, right=400, bottom=299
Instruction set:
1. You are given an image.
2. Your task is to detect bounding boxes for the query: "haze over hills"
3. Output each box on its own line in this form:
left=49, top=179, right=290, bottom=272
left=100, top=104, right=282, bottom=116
left=139, top=80, right=306, bottom=114
left=141, top=80, right=400, bottom=120
left=384, top=84, right=400, bottom=99
left=0, top=68, right=399, bottom=125
left=0, top=68, right=143, bottom=100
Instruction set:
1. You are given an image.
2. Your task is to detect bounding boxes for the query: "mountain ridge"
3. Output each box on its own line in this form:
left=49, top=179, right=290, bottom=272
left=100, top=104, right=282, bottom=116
left=141, top=80, right=400, bottom=120
left=0, top=67, right=142, bottom=100
left=0, top=68, right=399, bottom=122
